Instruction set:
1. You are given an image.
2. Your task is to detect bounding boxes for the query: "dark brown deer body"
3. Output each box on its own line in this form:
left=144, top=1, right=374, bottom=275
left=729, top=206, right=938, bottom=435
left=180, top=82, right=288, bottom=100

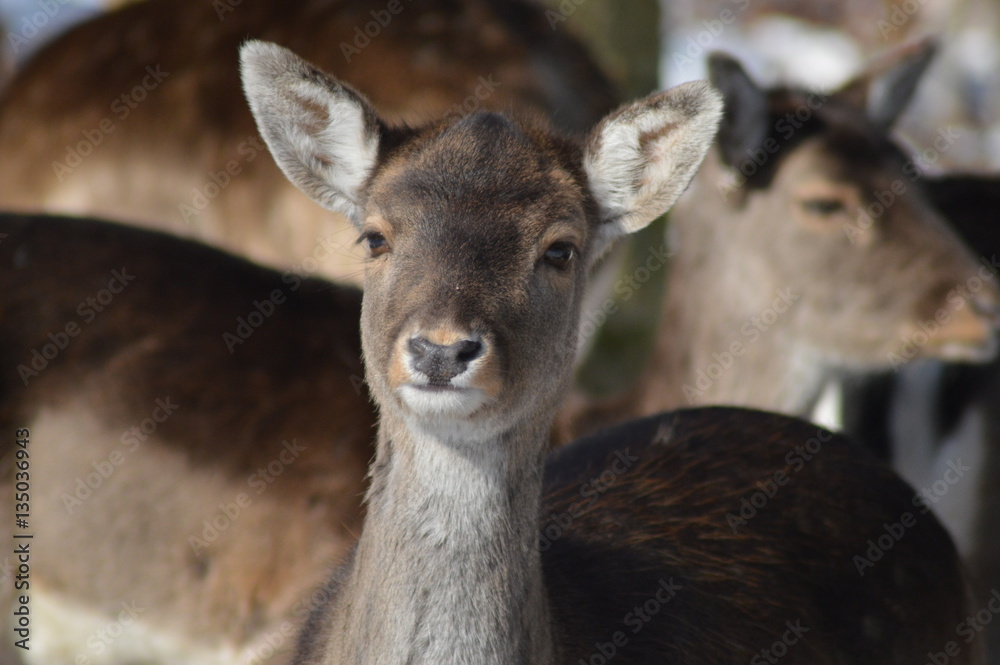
left=0, top=214, right=371, bottom=664
left=844, top=171, right=1000, bottom=664
left=241, top=41, right=981, bottom=665
left=0, top=0, right=616, bottom=283
left=559, top=47, right=1000, bottom=442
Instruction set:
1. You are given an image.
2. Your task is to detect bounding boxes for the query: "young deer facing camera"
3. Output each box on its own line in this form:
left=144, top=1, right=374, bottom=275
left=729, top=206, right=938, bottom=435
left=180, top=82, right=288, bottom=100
left=243, top=41, right=979, bottom=665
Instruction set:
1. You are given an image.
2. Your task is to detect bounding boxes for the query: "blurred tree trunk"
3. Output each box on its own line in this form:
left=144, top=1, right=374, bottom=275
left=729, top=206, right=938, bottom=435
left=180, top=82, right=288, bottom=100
left=541, top=0, right=666, bottom=397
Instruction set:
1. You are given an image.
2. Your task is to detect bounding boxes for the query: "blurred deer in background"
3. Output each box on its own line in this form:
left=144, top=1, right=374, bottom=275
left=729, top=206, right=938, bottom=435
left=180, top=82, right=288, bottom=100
left=0, top=0, right=617, bottom=283
left=561, top=43, right=1000, bottom=441
left=0, top=214, right=373, bottom=665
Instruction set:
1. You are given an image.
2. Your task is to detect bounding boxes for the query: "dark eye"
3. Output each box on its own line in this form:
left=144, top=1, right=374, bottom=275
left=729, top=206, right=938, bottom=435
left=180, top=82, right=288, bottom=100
left=801, top=198, right=846, bottom=216
left=542, top=242, right=575, bottom=270
left=361, top=232, right=390, bottom=258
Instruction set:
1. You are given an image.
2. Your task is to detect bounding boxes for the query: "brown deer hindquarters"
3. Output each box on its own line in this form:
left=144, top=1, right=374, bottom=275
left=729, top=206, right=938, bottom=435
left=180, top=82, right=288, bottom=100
left=0, top=214, right=373, bottom=663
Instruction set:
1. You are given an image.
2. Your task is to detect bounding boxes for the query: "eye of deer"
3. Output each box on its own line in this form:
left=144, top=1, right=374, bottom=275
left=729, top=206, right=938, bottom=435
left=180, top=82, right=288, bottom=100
left=542, top=242, right=576, bottom=270
left=793, top=182, right=859, bottom=230
left=800, top=198, right=847, bottom=216
left=360, top=231, right=390, bottom=258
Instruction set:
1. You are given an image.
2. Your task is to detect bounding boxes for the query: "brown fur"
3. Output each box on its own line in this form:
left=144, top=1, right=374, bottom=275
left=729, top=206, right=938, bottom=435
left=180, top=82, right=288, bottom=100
left=845, top=171, right=1000, bottom=663
left=0, top=0, right=617, bottom=282
left=0, top=214, right=373, bottom=662
left=557, top=49, right=1000, bottom=442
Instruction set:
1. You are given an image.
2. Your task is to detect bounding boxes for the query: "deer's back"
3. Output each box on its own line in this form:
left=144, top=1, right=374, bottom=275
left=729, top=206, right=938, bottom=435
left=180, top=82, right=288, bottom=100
left=543, top=407, right=974, bottom=664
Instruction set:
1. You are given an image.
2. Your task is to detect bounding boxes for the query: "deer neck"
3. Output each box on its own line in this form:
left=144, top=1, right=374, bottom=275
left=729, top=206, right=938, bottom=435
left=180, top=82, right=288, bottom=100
left=325, top=409, right=556, bottom=665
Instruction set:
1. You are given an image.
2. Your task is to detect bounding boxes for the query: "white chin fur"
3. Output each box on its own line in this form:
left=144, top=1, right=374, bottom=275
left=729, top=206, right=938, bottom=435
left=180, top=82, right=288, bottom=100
left=399, top=385, right=489, bottom=418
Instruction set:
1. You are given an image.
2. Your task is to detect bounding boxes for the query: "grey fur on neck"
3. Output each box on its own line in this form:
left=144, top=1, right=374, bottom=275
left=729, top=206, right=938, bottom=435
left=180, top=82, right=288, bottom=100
left=322, top=410, right=555, bottom=665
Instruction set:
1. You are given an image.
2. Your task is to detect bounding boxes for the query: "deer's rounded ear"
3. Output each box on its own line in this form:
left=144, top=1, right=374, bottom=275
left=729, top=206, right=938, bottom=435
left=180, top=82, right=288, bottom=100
left=584, top=81, right=723, bottom=263
left=240, top=40, right=383, bottom=225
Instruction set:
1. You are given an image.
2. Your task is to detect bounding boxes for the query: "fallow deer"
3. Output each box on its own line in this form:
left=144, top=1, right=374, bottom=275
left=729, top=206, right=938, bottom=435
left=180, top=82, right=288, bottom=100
left=559, top=45, right=1000, bottom=441
left=0, top=0, right=616, bottom=283
left=242, top=40, right=980, bottom=665
left=844, top=170, right=1000, bottom=663
left=0, top=214, right=372, bottom=664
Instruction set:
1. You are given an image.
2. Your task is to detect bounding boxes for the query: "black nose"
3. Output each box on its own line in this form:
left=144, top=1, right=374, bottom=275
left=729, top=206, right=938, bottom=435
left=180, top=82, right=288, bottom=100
left=408, top=337, right=484, bottom=384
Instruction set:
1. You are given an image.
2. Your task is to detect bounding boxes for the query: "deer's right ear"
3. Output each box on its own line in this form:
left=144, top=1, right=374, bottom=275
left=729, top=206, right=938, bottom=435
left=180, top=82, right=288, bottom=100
left=707, top=53, right=769, bottom=171
left=584, top=80, right=723, bottom=263
left=240, top=40, right=381, bottom=224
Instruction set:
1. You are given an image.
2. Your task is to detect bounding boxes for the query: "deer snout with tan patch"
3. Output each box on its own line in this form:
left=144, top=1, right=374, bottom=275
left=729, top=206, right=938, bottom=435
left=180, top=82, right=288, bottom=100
left=389, top=324, right=502, bottom=419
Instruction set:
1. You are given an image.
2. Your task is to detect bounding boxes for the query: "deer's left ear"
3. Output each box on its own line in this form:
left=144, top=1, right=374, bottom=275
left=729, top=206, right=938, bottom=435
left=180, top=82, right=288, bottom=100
left=583, top=81, right=723, bottom=264
left=837, top=39, right=937, bottom=130
left=240, top=40, right=384, bottom=225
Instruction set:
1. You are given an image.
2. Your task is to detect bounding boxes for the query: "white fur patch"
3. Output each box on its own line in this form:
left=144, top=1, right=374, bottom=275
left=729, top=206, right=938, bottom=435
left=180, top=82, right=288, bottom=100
left=584, top=81, right=723, bottom=261
left=399, top=385, right=490, bottom=419
left=22, top=589, right=240, bottom=665
left=241, top=41, right=379, bottom=222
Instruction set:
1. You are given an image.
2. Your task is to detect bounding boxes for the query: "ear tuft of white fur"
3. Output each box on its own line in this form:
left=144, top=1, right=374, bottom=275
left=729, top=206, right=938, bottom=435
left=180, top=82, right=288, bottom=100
left=240, top=40, right=380, bottom=223
left=584, top=81, right=723, bottom=257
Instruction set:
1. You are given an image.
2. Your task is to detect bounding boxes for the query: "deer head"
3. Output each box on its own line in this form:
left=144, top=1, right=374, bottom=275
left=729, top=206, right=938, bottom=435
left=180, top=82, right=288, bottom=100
left=242, top=40, right=723, bottom=440
left=687, top=44, right=999, bottom=373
